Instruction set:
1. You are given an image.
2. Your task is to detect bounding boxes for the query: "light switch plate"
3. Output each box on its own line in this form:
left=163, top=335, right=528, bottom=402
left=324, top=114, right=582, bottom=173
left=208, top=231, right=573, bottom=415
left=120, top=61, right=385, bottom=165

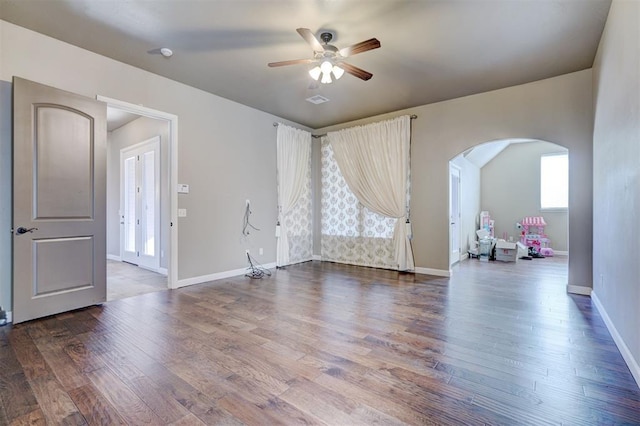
left=178, top=184, right=190, bottom=194
left=178, top=208, right=187, bottom=217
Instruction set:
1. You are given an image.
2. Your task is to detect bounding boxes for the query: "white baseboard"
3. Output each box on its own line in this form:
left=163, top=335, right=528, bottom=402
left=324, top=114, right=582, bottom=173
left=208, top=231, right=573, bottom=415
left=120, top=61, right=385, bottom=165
left=175, top=262, right=276, bottom=289
left=158, top=267, right=168, bottom=276
left=414, top=267, right=451, bottom=278
left=554, top=250, right=569, bottom=256
left=4, top=311, right=12, bottom=324
left=106, top=254, right=121, bottom=262
left=312, top=255, right=322, bottom=261
left=460, top=252, right=469, bottom=261
left=566, top=284, right=592, bottom=296
left=592, top=291, right=640, bottom=388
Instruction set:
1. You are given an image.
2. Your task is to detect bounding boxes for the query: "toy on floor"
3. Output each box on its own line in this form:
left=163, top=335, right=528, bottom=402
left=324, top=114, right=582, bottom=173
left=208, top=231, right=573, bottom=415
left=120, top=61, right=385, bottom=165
left=519, top=216, right=554, bottom=257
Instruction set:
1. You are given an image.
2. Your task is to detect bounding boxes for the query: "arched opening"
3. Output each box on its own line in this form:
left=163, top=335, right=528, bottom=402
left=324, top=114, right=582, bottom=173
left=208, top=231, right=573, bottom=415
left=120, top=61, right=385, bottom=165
left=448, top=138, right=568, bottom=270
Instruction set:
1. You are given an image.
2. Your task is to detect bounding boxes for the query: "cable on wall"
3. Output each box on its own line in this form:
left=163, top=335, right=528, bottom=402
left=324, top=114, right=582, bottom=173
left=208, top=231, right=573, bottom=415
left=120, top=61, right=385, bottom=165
left=242, top=201, right=260, bottom=236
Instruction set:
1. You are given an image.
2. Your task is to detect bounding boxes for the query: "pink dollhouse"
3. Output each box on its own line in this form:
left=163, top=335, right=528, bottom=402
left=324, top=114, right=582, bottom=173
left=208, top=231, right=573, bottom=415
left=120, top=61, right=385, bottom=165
left=519, top=216, right=554, bottom=256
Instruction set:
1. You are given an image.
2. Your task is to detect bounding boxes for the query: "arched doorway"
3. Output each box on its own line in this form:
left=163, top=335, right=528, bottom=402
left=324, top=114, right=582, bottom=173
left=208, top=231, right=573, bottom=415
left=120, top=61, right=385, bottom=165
left=448, top=139, right=568, bottom=267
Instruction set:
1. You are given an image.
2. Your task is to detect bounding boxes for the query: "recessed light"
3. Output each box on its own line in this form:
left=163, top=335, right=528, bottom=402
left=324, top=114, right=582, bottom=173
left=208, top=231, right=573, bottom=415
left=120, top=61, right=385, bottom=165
left=160, top=47, right=173, bottom=58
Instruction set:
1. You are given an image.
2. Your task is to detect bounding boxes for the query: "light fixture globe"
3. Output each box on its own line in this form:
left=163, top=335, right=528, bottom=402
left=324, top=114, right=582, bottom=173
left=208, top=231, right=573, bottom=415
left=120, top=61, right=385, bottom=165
left=320, top=60, right=333, bottom=73
left=308, top=66, right=321, bottom=80
left=332, top=65, right=344, bottom=79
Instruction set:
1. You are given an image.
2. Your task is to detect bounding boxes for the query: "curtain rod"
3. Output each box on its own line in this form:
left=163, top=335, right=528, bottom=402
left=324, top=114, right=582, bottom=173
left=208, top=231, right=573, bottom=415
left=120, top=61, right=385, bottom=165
left=273, top=115, right=417, bottom=138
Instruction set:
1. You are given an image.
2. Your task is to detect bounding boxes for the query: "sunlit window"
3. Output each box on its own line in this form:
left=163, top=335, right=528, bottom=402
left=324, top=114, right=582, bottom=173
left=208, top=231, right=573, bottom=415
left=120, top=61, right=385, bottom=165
left=540, top=153, right=568, bottom=209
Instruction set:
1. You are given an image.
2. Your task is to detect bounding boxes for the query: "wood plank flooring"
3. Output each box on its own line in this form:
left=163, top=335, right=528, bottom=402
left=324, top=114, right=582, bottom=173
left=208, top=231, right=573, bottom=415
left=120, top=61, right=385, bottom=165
left=2, top=257, right=640, bottom=425
left=107, top=260, right=167, bottom=301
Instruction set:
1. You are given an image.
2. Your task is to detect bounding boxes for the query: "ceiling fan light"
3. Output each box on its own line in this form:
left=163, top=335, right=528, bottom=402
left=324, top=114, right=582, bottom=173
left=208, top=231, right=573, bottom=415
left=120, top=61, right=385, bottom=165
left=320, top=72, right=332, bottom=84
left=320, top=60, right=333, bottom=74
left=332, top=65, right=344, bottom=79
left=308, top=66, right=321, bottom=80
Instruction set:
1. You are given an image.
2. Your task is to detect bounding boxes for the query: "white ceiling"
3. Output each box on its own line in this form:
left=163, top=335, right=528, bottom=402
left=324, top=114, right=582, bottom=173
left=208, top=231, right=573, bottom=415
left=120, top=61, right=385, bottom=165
left=0, top=0, right=611, bottom=129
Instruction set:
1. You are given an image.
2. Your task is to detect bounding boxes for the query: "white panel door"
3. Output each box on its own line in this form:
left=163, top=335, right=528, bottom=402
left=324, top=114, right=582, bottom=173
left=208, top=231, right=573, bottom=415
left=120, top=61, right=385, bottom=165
left=450, top=164, right=461, bottom=266
left=13, top=77, right=107, bottom=324
left=120, top=137, right=160, bottom=271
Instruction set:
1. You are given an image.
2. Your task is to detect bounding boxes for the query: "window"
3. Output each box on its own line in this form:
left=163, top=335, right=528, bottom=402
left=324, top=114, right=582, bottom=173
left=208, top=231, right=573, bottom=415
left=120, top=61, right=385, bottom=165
left=540, top=153, right=568, bottom=209
left=321, top=140, right=394, bottom=239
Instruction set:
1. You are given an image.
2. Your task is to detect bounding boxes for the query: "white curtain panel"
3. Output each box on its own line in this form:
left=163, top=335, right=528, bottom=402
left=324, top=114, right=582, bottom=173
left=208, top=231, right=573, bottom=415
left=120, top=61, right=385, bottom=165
left=276, top=124, right=312, bottom=267
left=321, top=139, right=397, bottom=269
left=327, top=115, right=414, bottom=271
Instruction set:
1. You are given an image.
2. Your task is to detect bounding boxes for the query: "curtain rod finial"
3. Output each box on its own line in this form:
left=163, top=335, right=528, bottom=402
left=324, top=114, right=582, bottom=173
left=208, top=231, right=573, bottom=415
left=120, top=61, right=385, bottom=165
left=273, top=122, right=279, bottom=127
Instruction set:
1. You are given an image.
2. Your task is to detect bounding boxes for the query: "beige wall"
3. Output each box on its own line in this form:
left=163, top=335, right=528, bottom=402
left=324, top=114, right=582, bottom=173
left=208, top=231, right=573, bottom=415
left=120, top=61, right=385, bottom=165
left=592, top=0, right=640, bottom=380
left=481, top=141, right=569, bottom=252
left=107, top=116, right=171, bottom=269
left=315, top=70, right=593, bottom=288
left=0, top=20, right=309, bottom=311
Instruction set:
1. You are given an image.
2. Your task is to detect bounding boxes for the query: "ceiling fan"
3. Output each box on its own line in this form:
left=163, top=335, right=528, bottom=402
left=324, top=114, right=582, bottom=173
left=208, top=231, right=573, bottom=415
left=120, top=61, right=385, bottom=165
left=268, top=28, right=381, bottom=84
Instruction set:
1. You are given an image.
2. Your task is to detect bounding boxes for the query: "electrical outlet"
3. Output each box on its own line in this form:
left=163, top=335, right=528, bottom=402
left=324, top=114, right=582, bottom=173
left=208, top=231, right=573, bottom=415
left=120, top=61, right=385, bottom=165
left=246, top=199, right=250, bottom=207
left=245, top=249, right=250, bottom=255
left=259, top=248, right=263, bottom=255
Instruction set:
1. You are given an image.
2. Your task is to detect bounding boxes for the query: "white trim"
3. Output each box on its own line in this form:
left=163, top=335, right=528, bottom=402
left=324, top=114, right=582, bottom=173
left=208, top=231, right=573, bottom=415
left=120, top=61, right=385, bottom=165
left=553, top=250, right=568, bottom=256
left=158, top=267, right=168, bottom=276
left=460, top=252, right=469, bottom=261
left=592, top=291, right=640, bottom=388
left=176, top=263, right=277, bottom=289
left=6, top=311, right=12, bottom=324
left=97, top=95, right=178, bottom=290
left=106, top=254, right=121, bottom=262
left=566, top=284, right=592, bottom=296
left=414, top=267, right=451, bottom=278
left=312, top=255, right=322, bottom=261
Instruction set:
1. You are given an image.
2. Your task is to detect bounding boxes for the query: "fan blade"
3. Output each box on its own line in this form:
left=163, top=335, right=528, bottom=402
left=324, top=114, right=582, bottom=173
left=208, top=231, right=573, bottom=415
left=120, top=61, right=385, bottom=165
left=268, top=58, right=316, bottom=67
left=340, top=62, right=373, bottom=81
left=296, top=28, right=324, bottom=52
left=339, top=38, right=381, bottom=58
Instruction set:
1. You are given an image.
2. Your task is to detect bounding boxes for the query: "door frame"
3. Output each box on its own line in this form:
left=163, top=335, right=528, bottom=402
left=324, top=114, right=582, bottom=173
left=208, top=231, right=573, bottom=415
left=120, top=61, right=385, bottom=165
left=98, top=95, right=178, bottom=289
left=449, top=163, right=462, bottom=266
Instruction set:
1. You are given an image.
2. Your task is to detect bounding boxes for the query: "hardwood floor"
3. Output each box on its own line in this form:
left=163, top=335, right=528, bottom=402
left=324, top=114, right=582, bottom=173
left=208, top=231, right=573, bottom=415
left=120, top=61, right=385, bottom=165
left=107, top=260, right=167, bottom=301
left=2, top=257, right=639, bottom=425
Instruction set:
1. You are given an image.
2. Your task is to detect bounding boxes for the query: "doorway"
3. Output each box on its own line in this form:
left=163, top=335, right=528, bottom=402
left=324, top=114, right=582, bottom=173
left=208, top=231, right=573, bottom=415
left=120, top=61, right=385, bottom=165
left=120, top=136, right=161, bottom=270
left=100, top=95, right=178, bottom=299
left=449, top=164, right=461, bottom=266
left=449, top=139, right=569, bottom=273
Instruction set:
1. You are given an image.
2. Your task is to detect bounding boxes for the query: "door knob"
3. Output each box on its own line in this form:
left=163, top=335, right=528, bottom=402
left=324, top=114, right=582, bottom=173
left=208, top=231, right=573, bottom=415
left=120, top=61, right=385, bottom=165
left=16, top=226, right=38, bottom=235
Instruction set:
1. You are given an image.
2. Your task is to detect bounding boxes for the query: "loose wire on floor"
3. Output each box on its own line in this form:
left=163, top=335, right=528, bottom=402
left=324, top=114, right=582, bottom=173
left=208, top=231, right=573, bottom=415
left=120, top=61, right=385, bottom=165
left=245, top=252, right=272, bottom=279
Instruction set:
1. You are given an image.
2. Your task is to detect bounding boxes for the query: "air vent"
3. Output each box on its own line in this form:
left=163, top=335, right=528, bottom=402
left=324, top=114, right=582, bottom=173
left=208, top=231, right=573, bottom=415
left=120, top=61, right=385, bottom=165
left=306, top=95, right=330, bottom=105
